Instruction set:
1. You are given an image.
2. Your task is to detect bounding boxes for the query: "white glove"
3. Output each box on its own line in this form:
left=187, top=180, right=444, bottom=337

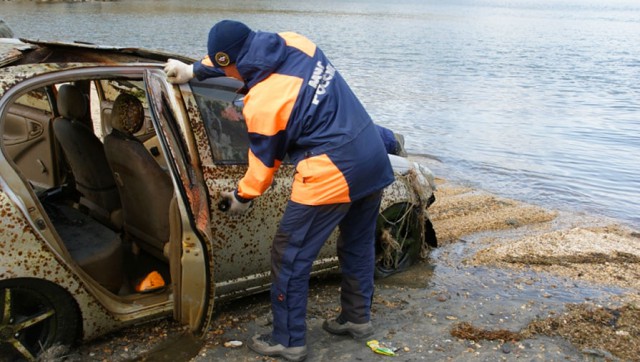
left=219, top=190, right=252, bottom=215
left=164, top=59, right=194, bottom=84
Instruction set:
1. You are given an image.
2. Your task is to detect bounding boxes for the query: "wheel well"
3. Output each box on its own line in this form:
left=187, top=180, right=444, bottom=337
left=376, top=202, right=421, bottom=243
left=424, top=218, right=438, bottom=248
left=374, top=202, right=422, bottom=278
left=377, top=202, right=438, bottom=255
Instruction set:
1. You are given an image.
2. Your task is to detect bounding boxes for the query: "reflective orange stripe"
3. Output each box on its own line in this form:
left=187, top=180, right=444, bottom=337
left=201, top=55, right=214, bottom=67
left=243, top=73, right=302, bottom=136
left=238, top=149, right=282, bottom=199
left=290, top=154, right=350, bottom=205
left=279, top=32, right=316, bottom=57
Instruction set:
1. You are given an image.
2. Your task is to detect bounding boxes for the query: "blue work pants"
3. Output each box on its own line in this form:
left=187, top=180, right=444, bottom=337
left=270, top=191, right=383, bottom=347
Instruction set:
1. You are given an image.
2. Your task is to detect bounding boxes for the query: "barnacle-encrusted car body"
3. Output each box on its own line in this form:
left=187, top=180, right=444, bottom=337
left=0, top=38, right=436, bottom=360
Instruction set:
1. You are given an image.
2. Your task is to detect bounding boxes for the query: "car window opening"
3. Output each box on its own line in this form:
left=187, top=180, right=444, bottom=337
left=191, top=81, right=250, bottom=164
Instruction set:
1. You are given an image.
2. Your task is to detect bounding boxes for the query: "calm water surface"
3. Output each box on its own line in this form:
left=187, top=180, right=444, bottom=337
left=3, top=0, right=639, bottom=227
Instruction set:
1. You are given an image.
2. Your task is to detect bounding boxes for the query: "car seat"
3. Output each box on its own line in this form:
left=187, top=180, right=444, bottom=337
left=103, top=93, right=173, bottom=260
left=48, top=201, right=124, bottom=293
left=53, top=84, right=122, bottom=229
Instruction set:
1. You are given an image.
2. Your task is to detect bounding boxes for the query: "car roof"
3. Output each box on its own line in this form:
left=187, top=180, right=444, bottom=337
left=0, top=38, right=194, bottom=98
left=1, top=38, right=194, bottom=66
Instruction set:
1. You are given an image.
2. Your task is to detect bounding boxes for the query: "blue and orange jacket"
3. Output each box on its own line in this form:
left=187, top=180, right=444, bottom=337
left=194, top=31, right=394, bottom=205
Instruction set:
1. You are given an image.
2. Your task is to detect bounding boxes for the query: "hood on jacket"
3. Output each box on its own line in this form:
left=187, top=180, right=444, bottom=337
left=236, top=31, right=288, bottom=88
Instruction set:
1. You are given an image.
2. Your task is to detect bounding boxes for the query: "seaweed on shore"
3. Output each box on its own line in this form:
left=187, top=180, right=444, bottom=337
left=451, top=303, right=640, bottom=361
left=525, top=303, right=640, bottom=361
left=450, top=322, right=522, bottom=342
left=502, top=251, right=640, bottom=266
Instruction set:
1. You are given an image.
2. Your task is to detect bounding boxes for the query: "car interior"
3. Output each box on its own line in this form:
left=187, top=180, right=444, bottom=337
left=3, top=78, right=173, bottom=296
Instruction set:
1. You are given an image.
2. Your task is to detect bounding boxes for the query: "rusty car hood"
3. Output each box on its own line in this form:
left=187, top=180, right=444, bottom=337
left=0, top=38, right=37, bottom=67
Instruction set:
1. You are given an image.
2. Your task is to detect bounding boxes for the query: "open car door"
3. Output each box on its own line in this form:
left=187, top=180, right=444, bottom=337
left=144, top=69, right=215, bottom=336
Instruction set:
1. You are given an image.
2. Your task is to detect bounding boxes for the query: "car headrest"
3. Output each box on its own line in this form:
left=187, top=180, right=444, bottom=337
left=58, top=84, right=88, bottom=120
left=111, top=93, right=144, bottom=135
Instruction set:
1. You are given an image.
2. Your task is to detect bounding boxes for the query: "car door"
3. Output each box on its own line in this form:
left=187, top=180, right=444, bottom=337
left=181, top=77, right=338, bottom=298
left=3, top=87, right=59, bottom=190
left=144, top=69, right=215, bottom=335
left=179, top=77, right=293, bottom=296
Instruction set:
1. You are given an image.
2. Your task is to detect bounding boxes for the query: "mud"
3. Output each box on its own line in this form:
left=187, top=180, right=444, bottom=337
left=52, top=158, right=640, bottom=362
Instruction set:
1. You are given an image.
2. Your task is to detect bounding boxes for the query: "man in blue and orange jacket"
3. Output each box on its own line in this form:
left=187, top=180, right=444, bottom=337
left=165, top=20, right=394, bottom=361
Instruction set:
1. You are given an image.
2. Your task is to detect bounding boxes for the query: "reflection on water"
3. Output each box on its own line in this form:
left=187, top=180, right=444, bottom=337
left=2, top=0, right=639, bottom=227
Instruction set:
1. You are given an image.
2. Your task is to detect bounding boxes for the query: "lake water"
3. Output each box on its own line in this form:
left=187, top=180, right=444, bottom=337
left=3, top=0, right=639, bottom=228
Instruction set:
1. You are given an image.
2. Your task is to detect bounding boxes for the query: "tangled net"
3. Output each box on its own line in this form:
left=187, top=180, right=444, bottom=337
left=378, top=168, right=437, bottom=266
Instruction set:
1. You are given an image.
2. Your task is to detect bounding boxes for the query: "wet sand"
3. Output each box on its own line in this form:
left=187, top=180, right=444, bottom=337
left=56, top=161, right=640, bottom=362
left=432, top=177, right=640, bottom=297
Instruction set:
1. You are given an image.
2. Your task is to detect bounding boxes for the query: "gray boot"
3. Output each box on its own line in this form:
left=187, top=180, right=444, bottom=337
left=322, top=316, right=374, bottom=339
left=248, top=333, right=308, bottom=361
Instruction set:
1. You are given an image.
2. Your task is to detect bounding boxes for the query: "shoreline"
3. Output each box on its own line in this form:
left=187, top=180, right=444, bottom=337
left=422, top=173, right=640, bottom=361
left=431, top=174, right=640, bottom=297
left=52, top=165, right=640, bottom=362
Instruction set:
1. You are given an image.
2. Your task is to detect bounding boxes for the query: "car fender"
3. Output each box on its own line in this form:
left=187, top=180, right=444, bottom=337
left=383, top=154, right=435, bottom=210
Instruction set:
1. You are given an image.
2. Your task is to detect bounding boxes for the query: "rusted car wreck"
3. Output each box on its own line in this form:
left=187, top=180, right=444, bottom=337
left=0, top=38, right=437, bottom=360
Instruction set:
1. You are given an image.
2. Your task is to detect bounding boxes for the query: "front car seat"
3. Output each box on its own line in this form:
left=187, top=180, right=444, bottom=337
left=104, top=93, right=173, bottom=260
left=53, top=84, right=122, bottom=228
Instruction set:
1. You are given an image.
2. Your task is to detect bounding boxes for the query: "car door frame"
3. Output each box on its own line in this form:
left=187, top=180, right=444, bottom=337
left=1, top=65, right=216, bottom=337
left=144, top=69, right=215, bottom=335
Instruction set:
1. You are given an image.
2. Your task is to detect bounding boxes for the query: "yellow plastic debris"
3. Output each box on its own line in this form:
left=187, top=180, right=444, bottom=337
left=366, top=340, right=395, bottom=356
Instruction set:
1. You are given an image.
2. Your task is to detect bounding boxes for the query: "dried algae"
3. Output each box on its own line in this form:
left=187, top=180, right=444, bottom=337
left=428, top=179, right=557, bottom=245
left=451, top=304, right=640, bottom=361
left=470, top=224, right=640, bottom=291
